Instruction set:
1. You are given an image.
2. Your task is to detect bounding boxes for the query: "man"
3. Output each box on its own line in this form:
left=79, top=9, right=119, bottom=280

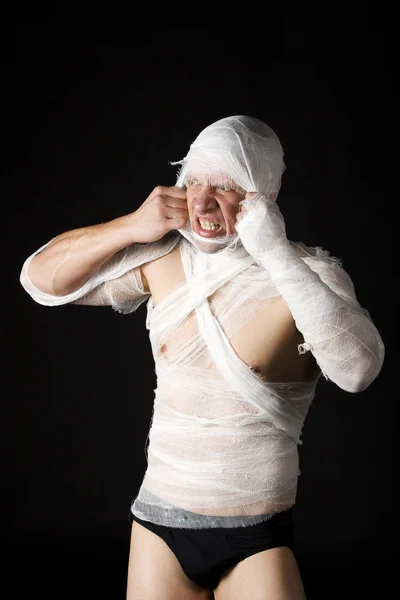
left=20, top=115, right=385, bottom=599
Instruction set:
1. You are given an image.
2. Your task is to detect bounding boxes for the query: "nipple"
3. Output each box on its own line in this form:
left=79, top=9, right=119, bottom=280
left=249, top=365, right=268, bottom=383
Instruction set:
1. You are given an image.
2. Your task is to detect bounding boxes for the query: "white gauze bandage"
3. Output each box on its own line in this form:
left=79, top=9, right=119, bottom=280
left=20, top=116, right=384, bottom=528
left=130, top=116, right=384, bottom=527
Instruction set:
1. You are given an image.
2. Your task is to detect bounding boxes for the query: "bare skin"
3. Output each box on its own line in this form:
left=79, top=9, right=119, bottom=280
left=127, top=520, right=214, bottom=600
left=213, top=547, right=306, bottom=600
left=27, top=185, right=188, bottom=296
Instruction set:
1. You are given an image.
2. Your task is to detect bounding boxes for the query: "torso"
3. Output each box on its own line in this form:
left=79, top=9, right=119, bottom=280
left=140, top=243, right=318, bottom=516
left=141, top=244, right=319, bottom=385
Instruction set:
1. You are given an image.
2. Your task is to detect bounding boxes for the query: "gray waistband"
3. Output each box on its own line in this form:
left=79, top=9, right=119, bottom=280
left=130, top=488, right=284, bottom=529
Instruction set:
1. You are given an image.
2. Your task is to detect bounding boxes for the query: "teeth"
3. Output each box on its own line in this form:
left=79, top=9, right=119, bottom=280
left=199, top=219, right=220, bottom=231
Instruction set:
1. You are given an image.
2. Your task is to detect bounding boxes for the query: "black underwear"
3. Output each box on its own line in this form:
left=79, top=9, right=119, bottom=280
left=131, top=507, right=294, bottom=590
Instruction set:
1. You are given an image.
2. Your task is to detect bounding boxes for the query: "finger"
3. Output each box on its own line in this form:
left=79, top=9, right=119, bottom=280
left=164, top=197, right=189, bottom=214
left=151, top=185, right=187, bottom=201
left=167, top=186, right=188, bottom=198
left=166, top=208, right=188, bottom=220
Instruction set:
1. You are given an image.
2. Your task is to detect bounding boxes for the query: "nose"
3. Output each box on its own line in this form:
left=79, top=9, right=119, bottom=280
left=192, top=188, right=218, bottom=215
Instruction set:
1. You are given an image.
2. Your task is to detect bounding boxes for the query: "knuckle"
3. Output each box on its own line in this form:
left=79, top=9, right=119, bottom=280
left=154, top=195, right=165, bottom=209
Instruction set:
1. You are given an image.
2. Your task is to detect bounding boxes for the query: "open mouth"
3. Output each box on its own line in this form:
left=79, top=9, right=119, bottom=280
left=196, top=217, right=223, bottom=236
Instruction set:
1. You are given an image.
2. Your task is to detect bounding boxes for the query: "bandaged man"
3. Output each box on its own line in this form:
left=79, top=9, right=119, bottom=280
left=20, top=115, right=385, bottom=600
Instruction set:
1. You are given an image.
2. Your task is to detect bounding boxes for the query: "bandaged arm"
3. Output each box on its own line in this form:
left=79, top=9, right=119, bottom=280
left=20, top=217, right=179, bottom=313
left=237, top=197, right=385, bottom=393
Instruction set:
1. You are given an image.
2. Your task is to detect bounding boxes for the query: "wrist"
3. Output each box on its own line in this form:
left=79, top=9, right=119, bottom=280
left=106, top=213, right=143, bottom=247
left=258, top=241, right=301, bottom=277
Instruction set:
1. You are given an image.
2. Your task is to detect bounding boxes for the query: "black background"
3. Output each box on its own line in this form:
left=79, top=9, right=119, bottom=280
left=4, top=15, right=394, bottom=599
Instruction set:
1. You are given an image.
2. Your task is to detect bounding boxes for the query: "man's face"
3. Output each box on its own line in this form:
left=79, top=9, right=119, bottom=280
left=185, top=174, right=246, bottom=238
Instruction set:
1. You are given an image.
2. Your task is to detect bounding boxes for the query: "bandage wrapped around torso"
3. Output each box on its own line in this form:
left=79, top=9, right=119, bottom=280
left=20, top=116, right=384, bottom=528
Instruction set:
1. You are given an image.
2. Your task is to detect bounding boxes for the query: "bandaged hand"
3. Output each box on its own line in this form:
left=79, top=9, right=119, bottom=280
left=235, top=192, right=293, bottom=273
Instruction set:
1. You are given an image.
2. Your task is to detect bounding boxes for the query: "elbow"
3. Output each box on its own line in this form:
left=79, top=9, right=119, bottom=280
left=348, top=331, right=386, bottom=393
left=343, top=377, right=374, bottom=394
left=315, top=342, right=385, bottom=394
left=358, top=348, right=385, bottom=392
left=335, top=350, right=385, bottom=394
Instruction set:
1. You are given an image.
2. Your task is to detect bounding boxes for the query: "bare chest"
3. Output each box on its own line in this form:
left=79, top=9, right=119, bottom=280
left=141, top=245, right=318, bottom=383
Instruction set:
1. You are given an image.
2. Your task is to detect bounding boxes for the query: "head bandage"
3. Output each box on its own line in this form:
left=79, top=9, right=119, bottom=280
left=173, top=115, right=286, bottom=254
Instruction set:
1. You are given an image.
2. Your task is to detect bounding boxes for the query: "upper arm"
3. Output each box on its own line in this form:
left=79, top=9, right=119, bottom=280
left=72, top=265, right=151, bottom=313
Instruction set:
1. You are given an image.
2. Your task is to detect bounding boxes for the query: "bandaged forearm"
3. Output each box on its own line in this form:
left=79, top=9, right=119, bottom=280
left=237, top=196, right=385, bottom=392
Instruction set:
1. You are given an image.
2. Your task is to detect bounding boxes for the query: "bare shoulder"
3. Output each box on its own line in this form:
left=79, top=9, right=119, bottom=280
left=140, top=242, right=182, bottom=295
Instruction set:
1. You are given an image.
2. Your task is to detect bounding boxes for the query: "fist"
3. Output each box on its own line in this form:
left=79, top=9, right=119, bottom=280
left=130, top=186, right=189, bottom=244
left=235, top=192, right=288, bottom=259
